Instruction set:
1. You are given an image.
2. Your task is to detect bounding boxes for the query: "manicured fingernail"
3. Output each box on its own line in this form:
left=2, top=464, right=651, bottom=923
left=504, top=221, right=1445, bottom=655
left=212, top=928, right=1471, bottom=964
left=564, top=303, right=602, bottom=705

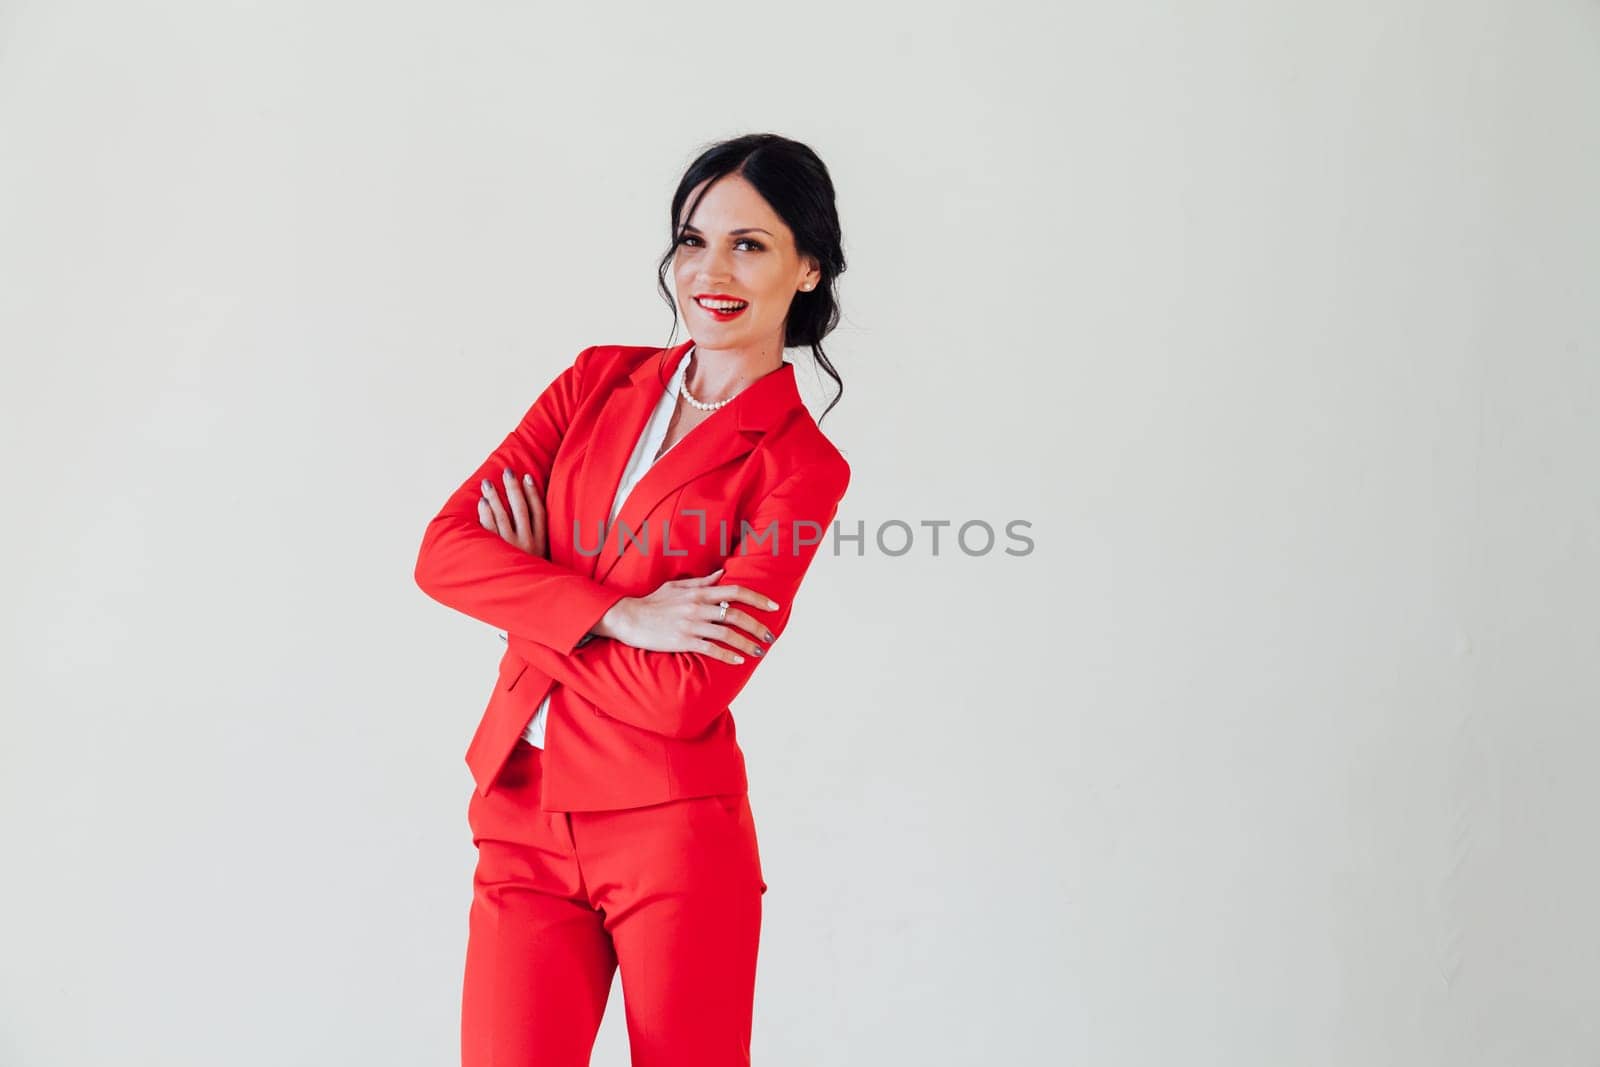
left=732, top=655, right=745, bottom=664
left=751, top=647, right=763, bottom=657
left=767, top=599, right=779, bottom=609
left=764, top=631, right=774, bottom=642
left=480, top=479, right=491, bottom=491
left=523, top=474, right=533, bottom=486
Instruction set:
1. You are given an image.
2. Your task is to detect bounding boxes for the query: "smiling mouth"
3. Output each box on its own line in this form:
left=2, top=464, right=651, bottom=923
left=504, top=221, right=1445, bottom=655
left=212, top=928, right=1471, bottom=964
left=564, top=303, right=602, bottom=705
left=695, top=296, right=749, bottom=312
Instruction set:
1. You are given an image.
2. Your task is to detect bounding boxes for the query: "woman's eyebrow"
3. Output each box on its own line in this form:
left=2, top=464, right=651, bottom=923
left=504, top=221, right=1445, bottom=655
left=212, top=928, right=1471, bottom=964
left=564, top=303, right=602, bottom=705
left=681, top=223, right=774, bottom=237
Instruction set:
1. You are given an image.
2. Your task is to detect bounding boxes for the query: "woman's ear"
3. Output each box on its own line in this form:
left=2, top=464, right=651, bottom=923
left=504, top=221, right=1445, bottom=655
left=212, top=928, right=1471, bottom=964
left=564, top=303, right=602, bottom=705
left=800, top=255, right=821, bottom=292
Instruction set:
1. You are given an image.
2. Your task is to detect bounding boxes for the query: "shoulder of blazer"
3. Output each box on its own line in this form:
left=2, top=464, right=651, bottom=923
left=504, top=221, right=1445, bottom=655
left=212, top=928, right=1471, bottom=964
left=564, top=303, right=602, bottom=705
left=752, top=403, right=851, bottom=493
left=571, top=343, right=660, bottom=397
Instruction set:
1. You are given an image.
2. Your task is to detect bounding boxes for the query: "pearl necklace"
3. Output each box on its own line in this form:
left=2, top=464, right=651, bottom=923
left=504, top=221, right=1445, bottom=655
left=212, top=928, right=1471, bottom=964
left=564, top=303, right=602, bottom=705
left=679, top=347, right=740, bottom=412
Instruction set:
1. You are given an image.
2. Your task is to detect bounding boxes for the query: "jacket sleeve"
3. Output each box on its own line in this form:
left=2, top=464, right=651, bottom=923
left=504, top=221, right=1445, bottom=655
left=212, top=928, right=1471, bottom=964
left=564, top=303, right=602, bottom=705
left=413, top=345, right=629, bottom=655
left=506, top=456, right=850, bottom=739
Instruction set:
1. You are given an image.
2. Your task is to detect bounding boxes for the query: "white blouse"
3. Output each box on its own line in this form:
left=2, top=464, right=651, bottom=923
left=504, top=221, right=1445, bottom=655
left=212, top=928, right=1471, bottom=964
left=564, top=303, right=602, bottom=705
left=507, top=347, right=692, bottom=748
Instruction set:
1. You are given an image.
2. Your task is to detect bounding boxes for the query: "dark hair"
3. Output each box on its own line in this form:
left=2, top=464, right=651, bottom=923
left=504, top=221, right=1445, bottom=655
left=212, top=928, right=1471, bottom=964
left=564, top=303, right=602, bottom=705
left=654, top=133, right=846, bottom=425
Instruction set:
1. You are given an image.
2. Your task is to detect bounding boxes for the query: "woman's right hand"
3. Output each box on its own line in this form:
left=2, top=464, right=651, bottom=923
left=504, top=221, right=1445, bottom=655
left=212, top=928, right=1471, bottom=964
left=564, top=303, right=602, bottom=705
left=593, top=568, right=781, bottom=664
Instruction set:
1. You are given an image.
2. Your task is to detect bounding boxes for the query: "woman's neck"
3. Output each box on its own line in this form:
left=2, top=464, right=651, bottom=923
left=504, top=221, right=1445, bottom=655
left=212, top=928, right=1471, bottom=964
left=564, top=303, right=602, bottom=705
left=686, top=342, right=783, bottom=405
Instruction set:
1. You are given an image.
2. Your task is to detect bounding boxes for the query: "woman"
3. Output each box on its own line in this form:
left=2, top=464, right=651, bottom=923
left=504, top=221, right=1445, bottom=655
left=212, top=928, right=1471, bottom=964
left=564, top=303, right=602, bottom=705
left=413, top=132, right=851, bottom=1067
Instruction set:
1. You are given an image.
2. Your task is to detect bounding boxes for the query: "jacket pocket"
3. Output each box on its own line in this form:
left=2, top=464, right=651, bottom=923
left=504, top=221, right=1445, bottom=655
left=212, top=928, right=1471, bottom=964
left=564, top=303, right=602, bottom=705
left=497, top=653, right=529, bottom=692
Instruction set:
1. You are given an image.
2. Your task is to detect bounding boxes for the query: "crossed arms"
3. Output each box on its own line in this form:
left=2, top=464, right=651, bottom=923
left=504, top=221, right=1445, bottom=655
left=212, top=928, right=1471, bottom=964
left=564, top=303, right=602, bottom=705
left=414, top=346, right=850, bottom=739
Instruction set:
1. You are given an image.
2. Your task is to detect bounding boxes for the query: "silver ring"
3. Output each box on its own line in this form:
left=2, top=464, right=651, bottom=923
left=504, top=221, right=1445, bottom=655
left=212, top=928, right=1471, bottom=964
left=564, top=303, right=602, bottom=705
left=716, top=600, right=729, bottom=623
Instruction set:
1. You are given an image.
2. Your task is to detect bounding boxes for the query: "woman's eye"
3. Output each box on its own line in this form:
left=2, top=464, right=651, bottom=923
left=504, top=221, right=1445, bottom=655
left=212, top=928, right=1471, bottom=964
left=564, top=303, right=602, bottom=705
left=675, top=235, right=763, bottom=251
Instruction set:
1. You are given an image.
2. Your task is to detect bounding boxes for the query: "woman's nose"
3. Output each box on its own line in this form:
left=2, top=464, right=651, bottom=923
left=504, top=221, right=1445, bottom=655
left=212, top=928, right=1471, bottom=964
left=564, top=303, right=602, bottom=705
left=700, top=245, right=736, bottom=280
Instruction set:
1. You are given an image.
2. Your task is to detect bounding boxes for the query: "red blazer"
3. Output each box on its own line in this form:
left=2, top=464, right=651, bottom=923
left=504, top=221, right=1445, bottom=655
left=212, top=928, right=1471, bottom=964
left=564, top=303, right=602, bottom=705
left=414, top=339, right=851, bottom=811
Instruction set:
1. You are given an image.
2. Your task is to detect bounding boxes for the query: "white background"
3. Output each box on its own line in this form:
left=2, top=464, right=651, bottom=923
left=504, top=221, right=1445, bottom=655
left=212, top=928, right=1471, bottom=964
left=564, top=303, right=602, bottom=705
left=2, top=2, right=1596, bottom=1064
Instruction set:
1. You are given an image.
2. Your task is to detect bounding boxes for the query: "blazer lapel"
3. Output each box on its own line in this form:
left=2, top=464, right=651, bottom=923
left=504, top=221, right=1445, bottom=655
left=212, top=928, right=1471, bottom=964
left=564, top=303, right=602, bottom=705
left=570, top=339, right=805, bottom=586
left=568, top=341, right=689, bottom=578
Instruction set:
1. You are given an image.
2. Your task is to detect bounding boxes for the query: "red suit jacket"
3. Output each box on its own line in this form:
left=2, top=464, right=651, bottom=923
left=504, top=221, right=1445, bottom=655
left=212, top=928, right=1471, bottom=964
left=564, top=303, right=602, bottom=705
left=414, top=339, right=851, bottom=811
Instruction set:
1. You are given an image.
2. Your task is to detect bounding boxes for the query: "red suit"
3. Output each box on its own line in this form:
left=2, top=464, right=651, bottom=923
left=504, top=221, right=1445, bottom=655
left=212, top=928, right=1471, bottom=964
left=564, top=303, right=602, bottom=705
left=414, top=339, right=850, bottom=1065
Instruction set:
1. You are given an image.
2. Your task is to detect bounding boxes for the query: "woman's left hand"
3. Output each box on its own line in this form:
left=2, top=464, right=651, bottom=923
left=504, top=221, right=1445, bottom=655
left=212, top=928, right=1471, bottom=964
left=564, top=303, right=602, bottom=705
left=478, top=467, right=547, bottom=558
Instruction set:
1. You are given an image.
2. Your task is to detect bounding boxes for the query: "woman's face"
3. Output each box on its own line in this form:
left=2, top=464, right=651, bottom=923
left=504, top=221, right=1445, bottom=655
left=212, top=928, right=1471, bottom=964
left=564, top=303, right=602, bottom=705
left=672, top=173, right=819, bottom=354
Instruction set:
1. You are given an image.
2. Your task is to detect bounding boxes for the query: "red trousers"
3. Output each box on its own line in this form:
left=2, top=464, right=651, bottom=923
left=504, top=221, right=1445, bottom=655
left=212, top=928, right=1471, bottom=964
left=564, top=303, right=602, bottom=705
left=463, top=739, right=767, bottom=1066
